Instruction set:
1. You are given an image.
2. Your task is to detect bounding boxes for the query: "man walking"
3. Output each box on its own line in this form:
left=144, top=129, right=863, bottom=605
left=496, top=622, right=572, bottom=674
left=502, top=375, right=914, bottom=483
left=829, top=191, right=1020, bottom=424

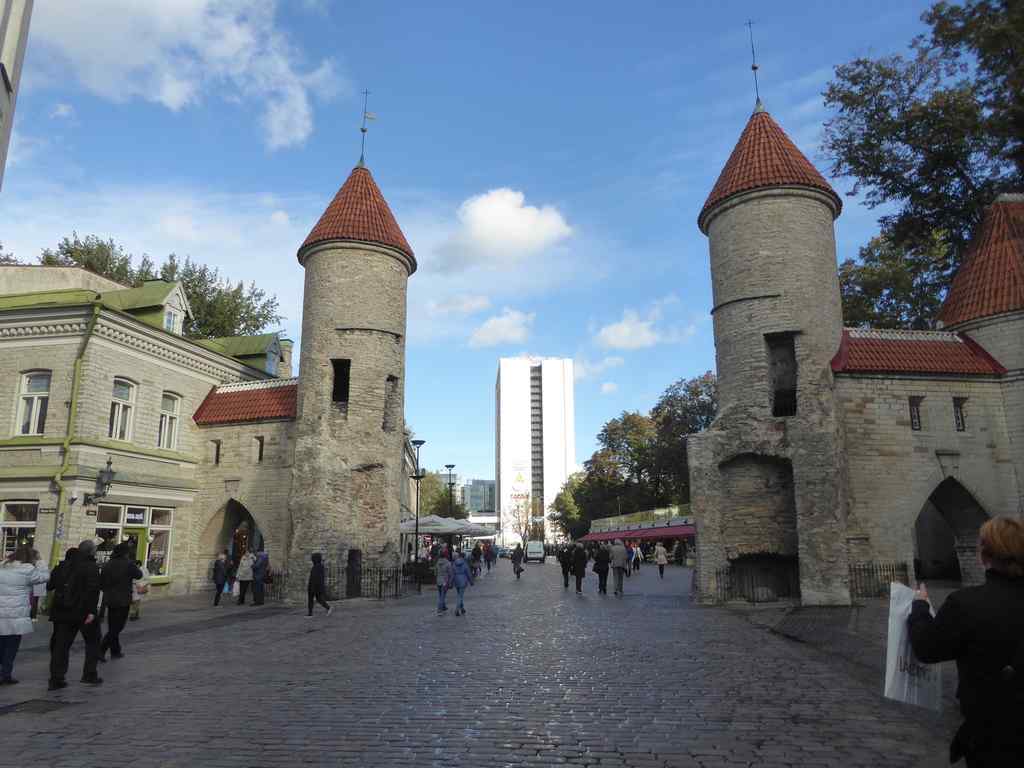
left=251, top=547, right=269, bottom=606
left=306, top=553, right=332, bottom=617
left=610, top=539, right=629, bottom=597
left=98, top=543, right=143, bottom=661
left=654, top=542, right=669, bottom=579
left=571, top=543, right=588, bottom=594
left=48, top=540, right=102, bottom=689
left=212, top=552, right=229, bottom=606
left=593, top=543, right=611, bottom=594
left=557, top=546, right=571, bottom=588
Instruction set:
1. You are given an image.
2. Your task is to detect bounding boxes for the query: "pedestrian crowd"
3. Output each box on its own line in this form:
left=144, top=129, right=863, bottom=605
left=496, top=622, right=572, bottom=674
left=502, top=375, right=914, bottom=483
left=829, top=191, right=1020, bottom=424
left=554, top=539, right=673, bottom=596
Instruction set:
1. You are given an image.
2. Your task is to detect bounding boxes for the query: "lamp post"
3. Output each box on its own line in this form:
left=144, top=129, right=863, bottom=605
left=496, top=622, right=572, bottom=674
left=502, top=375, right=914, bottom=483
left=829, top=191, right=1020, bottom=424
left=445, top=463, right=456, bottom=519
left=85, top=457, right=115, bottom=506
left=411, top=440, right=426, bottom=568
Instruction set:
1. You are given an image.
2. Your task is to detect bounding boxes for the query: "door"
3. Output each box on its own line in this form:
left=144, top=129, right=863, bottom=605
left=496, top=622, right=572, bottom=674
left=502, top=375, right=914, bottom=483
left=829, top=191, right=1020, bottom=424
left=121, top=528, right=148, bottom=564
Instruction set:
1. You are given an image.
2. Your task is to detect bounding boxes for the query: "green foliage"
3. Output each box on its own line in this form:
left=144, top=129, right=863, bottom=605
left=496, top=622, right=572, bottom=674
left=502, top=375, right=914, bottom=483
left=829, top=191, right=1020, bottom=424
left=822, top=0, right=1023, bottom=328
left=839, top=229, right=955, bottom=329
left=37, top=234, right=281, bottom=339
left=419, top=471, right=468, bottom=519
left=549, top=372, right=717, bottom=540
left=0, top=243, right=17, bottom=264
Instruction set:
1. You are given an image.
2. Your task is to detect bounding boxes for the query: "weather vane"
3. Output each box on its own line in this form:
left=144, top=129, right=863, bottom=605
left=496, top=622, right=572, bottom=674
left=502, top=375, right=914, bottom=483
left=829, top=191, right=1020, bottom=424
left=359, top=89, right=376, bottom=166
left=746, top=20, right=762, bottom=106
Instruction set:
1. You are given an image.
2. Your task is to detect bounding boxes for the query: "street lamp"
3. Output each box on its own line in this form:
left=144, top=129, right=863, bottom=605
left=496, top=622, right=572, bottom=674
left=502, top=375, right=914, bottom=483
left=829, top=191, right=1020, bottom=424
left=445, top=464, right=456, bottom=520
left=411, top=439, right=426, bottom=567
left=85, top=457, right=115, bottom=506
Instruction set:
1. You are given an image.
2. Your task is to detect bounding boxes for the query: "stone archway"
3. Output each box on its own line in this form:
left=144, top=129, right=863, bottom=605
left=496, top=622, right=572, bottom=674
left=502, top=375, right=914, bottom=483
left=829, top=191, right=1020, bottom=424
left=199, top=498, right=267, bottom=574
left=914, top=478, right=988, bottom=585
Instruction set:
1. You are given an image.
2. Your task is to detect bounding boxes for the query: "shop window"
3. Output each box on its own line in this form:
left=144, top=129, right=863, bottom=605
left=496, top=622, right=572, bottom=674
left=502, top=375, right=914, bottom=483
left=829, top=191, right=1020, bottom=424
left=909, top=396, right=924, bottom=431
left=147, top=529, right=171, bottom=576
left=331, top=359, right=351, bottom=409
left=953, top=397, right=968, bottom=432
left=382, top=375, right=399, bottom=432
left=96, top=504, right=121, bottom=524
left=1, top=502, right=39, bottom=559
left=158, top=392, right=180, bottom=450
left=17, top=371, right=50, bottom=436
left=125, top=506, right=147, bottom=526
left=151, top=508, right=172, bottom=527
left=766, top=333, right=797, bottom=417
left=108, top=378, right=136, bottom=441
left=253, top=436, right=264, bottom=463
left=92, top=504, right=174, bottom=575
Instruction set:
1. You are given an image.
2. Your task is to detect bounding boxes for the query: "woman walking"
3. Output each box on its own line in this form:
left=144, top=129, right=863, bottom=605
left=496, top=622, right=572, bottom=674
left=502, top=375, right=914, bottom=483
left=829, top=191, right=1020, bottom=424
left=212, top=552, right=229, bottom=606
left=571, top=544, right=588, bottom=594
left=435, top=547, right=453, bottom=614
left=511, top=544, right=524, bottom=579
left=235, top=548, right=256, bottom=605
left=0, top=544, right=49, bottom=684
left=306, top=553, right=332, bottom=617
left=593, top=543, right=611, bottom=595
left=654, top=542, right=669, bottom=579
left=909, top=517, right=1024, bottom=766
left=451, top=549, right=474, bottom=616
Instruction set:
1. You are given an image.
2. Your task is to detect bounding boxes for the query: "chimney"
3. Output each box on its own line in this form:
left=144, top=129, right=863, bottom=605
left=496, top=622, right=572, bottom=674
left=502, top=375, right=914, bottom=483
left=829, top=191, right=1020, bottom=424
left=279, top=339, right=294, bottom=378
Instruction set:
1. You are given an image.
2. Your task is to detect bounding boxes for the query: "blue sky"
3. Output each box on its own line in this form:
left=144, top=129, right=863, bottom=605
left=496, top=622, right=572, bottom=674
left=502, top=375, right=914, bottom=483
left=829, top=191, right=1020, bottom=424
left=4, top=0, right=932, bottom=480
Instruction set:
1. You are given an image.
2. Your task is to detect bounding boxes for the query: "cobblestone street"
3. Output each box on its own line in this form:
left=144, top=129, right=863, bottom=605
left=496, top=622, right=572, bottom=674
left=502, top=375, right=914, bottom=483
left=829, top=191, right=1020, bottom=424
left=0, top=563, right=954, bottom=767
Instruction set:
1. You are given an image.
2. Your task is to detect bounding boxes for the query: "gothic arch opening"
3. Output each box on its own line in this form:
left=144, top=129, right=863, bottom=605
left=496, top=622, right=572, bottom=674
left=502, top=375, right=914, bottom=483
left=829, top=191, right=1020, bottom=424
left=913, top=478, right=989, bottom=585
left=199, top=499, right=266, bottom=576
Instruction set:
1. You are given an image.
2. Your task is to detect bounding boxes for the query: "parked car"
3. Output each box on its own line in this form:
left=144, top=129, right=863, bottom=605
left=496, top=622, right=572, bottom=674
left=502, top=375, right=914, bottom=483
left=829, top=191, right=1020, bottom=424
left=497, top=547, right=511, bottom=559
left=524, top=541, right=546, bottom=564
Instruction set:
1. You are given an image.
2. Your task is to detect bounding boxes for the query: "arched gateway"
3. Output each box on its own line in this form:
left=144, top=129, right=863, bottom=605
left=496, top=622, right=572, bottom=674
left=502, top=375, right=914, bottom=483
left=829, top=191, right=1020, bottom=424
left=915, top=478, right=989, bottom=585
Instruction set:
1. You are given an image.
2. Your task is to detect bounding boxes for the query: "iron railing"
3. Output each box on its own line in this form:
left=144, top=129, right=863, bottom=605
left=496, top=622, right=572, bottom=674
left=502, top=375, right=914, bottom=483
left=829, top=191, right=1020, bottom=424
left=713, top=560, right=801, bottom=604
left=848, top=561, right=910, bottom=599
left=265, top=565, right=410, bottom=602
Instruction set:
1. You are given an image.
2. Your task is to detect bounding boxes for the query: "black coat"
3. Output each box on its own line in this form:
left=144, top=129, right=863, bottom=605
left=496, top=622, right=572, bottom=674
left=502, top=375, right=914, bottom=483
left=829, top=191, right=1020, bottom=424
left=212, top=558, right=228, bottom=585
left=909, top=570, right=1024, bottom=757
left=308, top=559, right=326, bottom=592
left=571, top=548, right=588, bottom=575
left=48, top=554, right=101, bottom=624
left=592, top=548, right=611, bottom=574
left=100, top=556, right=144, bottom=608
left=557, top=548, right=571, bottom=572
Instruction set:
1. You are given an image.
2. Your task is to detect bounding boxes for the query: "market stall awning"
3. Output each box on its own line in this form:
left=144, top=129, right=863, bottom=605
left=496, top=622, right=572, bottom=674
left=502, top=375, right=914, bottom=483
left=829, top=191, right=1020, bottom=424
left=399, top=516, right=494, bottom=537
left=579, top=524, right=695, bottom=543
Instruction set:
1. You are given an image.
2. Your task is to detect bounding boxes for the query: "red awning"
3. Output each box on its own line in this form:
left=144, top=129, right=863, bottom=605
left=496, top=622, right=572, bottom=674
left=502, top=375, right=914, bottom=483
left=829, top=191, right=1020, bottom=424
left=579, top=524, right=695, bottom=542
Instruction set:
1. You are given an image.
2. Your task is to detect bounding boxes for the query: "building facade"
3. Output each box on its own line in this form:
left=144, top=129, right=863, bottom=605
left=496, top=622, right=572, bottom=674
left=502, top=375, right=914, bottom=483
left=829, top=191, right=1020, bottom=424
left=495, top=357, right=575, bottom=545
left=0, top=0, right=31, bottom=191
left=689, top=101, right=1024, bottom=605
left=0, top=161, right=416, bottom=599
left=463, top=478, right=497, bottom=533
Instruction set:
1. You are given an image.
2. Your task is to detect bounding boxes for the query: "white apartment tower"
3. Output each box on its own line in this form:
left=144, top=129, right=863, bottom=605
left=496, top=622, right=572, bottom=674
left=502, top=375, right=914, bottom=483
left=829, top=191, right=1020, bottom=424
left=0, top=0, right=32, bottom=191
left=495, top=357, right=575, bottom=545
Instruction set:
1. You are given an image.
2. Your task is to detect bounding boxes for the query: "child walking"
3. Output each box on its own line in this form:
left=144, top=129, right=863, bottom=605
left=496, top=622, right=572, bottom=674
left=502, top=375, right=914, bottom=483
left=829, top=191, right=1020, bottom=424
left=306, top=553, right=331, bottom=617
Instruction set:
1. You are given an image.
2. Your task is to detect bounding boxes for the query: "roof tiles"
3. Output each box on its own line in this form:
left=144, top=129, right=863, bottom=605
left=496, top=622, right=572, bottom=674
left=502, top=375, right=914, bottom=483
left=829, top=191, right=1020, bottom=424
left=830, top=329, right=1006, bottom=376
left=299, top=165, right=414, bottom=262
left=193, top=379, right=297, bottom=425
left=699, top=106, right=842, bottom=232
left=938, top=195, right=1024, bottom=327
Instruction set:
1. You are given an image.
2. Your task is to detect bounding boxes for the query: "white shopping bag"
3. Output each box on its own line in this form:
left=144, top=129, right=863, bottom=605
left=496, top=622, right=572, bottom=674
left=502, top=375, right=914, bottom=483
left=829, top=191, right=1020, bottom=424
left=884, top=582, right=942, bottom=710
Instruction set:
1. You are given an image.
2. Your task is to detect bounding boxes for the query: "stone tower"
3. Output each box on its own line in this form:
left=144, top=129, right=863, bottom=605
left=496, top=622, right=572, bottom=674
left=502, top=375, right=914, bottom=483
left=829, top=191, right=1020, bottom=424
left=287, top=162, right=416, bottom=582
left=688, top=101, right=851, bottom=605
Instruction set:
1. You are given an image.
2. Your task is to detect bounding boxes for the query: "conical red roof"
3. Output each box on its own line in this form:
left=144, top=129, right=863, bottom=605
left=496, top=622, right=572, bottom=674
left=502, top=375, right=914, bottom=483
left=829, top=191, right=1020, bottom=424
left=939, top=195, right=1024, bottom=327
left=299, top=165, right=414, bottom=262
left=698, top=105, right=842, bottom=232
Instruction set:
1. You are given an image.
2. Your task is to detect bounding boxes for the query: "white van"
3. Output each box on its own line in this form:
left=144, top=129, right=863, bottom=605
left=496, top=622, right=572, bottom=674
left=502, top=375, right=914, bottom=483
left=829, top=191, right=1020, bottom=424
left=524, top=541, right=546, bottom=564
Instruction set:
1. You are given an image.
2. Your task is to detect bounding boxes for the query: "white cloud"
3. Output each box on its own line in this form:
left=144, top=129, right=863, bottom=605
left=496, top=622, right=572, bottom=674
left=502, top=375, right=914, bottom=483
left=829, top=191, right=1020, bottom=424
left=426, top=295, right=490, bottom=316
left=6, top=130, right=46, bottom=167
left=468, top=308, right=535, bottom=348
left=600, top=382, right=618, bottom=395
left=595, top=309, right=661, bottom=350
left=31, top=1, right=347, bottom=149
left=436, top=188, right=572, bottom=272
left=269, top=210, right=290, bottom=225
left=49, top=103, right=75, bottom=119
left=575, top=355, right=624, bottom=380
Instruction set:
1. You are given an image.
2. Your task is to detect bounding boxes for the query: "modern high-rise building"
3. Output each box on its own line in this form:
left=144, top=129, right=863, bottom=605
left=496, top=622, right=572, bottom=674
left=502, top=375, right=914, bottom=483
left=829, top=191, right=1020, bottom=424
left=463, top=478, right=497, bottom=533
left=0, top=0, right=33, bottom=191
left=495, top=357, right=575, bottom=545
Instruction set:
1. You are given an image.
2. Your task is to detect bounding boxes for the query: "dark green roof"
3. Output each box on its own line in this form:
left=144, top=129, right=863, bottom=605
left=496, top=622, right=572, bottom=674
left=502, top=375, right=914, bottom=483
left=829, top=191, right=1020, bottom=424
left=100, top=280, right=178, bottom=312
left=194, top=333, right=279, bottom=358
left=0, top=289, right=100, bottom=310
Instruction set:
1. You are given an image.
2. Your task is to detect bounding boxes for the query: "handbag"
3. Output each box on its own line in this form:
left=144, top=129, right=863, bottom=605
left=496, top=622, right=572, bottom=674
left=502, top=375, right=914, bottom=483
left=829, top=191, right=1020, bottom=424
left=264, top=570, right=274, bottom=585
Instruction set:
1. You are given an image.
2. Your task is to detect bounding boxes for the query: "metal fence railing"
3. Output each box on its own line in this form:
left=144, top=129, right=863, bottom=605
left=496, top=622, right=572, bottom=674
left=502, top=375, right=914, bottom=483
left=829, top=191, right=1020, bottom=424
left=848, top=561, right=910, bottom=599
left=265, top=565, right=411, bottom=602
left=714, top=562, right=801, bottom=604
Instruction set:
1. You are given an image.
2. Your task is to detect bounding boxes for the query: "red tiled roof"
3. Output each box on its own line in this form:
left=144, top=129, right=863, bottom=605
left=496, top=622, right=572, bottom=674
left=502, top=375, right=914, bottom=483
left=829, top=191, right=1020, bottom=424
left=938, top=195, right=1024, bottom=327
left=698, top=105, right=842, bottom=232
left=830, top=329, right=1006, bottom=376
left=299, top=165, right=414, bottom=263
left=193, top=380, right=297, bottom=426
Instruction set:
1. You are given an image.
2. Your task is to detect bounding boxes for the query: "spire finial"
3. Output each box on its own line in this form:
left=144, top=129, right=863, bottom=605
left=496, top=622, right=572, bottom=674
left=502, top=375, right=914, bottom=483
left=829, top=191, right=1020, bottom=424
left=358, top=89, right=376, bottom=167
left=746, top=20, right=763, bottom=111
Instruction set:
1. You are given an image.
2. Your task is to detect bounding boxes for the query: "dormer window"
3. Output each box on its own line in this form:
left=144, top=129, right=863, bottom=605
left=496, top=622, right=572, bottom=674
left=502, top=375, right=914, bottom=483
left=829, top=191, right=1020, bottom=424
left=265, top=349, right=279, bottom=376
left=164, top=308, right=182, bottom=335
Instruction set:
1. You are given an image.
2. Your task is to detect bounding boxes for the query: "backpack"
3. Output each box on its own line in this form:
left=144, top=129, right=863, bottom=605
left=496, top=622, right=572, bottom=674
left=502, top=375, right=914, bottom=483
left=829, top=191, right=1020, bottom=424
left=50, top=561, right=81, bottom=612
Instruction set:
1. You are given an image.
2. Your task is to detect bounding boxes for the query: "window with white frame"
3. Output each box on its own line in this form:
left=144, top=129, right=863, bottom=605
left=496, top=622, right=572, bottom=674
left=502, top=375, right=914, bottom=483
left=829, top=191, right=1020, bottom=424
left=1, top=502, right=39, bottom=559
left=17, top=371, right=50, bottom=435
left=93, top=503, right=174, bottom=575
left=163, top=308, right=181, bottom=335
left=157, top=393, right=180, bottom=450
left=108, top=379, right=135, bottom=441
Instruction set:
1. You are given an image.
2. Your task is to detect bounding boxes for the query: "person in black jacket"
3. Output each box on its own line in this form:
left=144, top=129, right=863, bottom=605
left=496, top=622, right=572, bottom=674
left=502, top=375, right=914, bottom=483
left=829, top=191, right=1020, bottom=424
left=557, top=547, right=572, bottom=588
left=571, top=544, right=588, bottom=594
left=908, top=517, right=1024, bottom=767
left=306, top=553, right=331, bottom=617
left=212, top=552, right=229, bottom=606
left=47, top=540, right=102, bottom=689
left=592, top=544, right=611, bottom=595
left=98, top=543, right=143, bottom=661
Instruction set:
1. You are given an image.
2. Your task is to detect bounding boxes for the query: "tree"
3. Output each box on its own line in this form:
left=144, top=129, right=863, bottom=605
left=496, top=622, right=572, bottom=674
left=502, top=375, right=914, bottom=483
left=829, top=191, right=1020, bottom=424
left=839, top=229, right=954, bottom=329
left=36, top=234, right=281, bottom=338
left=508, top=495, right=533, bottom=545
left=0, top=243, right=17, bottom=264
left=419, top=471, right=468, bottom=519
left=821, top=1, right=1023, bottom=327
left=550, top=474, right=587, bottom=541
left=650, top=371, right=718, bottom=504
